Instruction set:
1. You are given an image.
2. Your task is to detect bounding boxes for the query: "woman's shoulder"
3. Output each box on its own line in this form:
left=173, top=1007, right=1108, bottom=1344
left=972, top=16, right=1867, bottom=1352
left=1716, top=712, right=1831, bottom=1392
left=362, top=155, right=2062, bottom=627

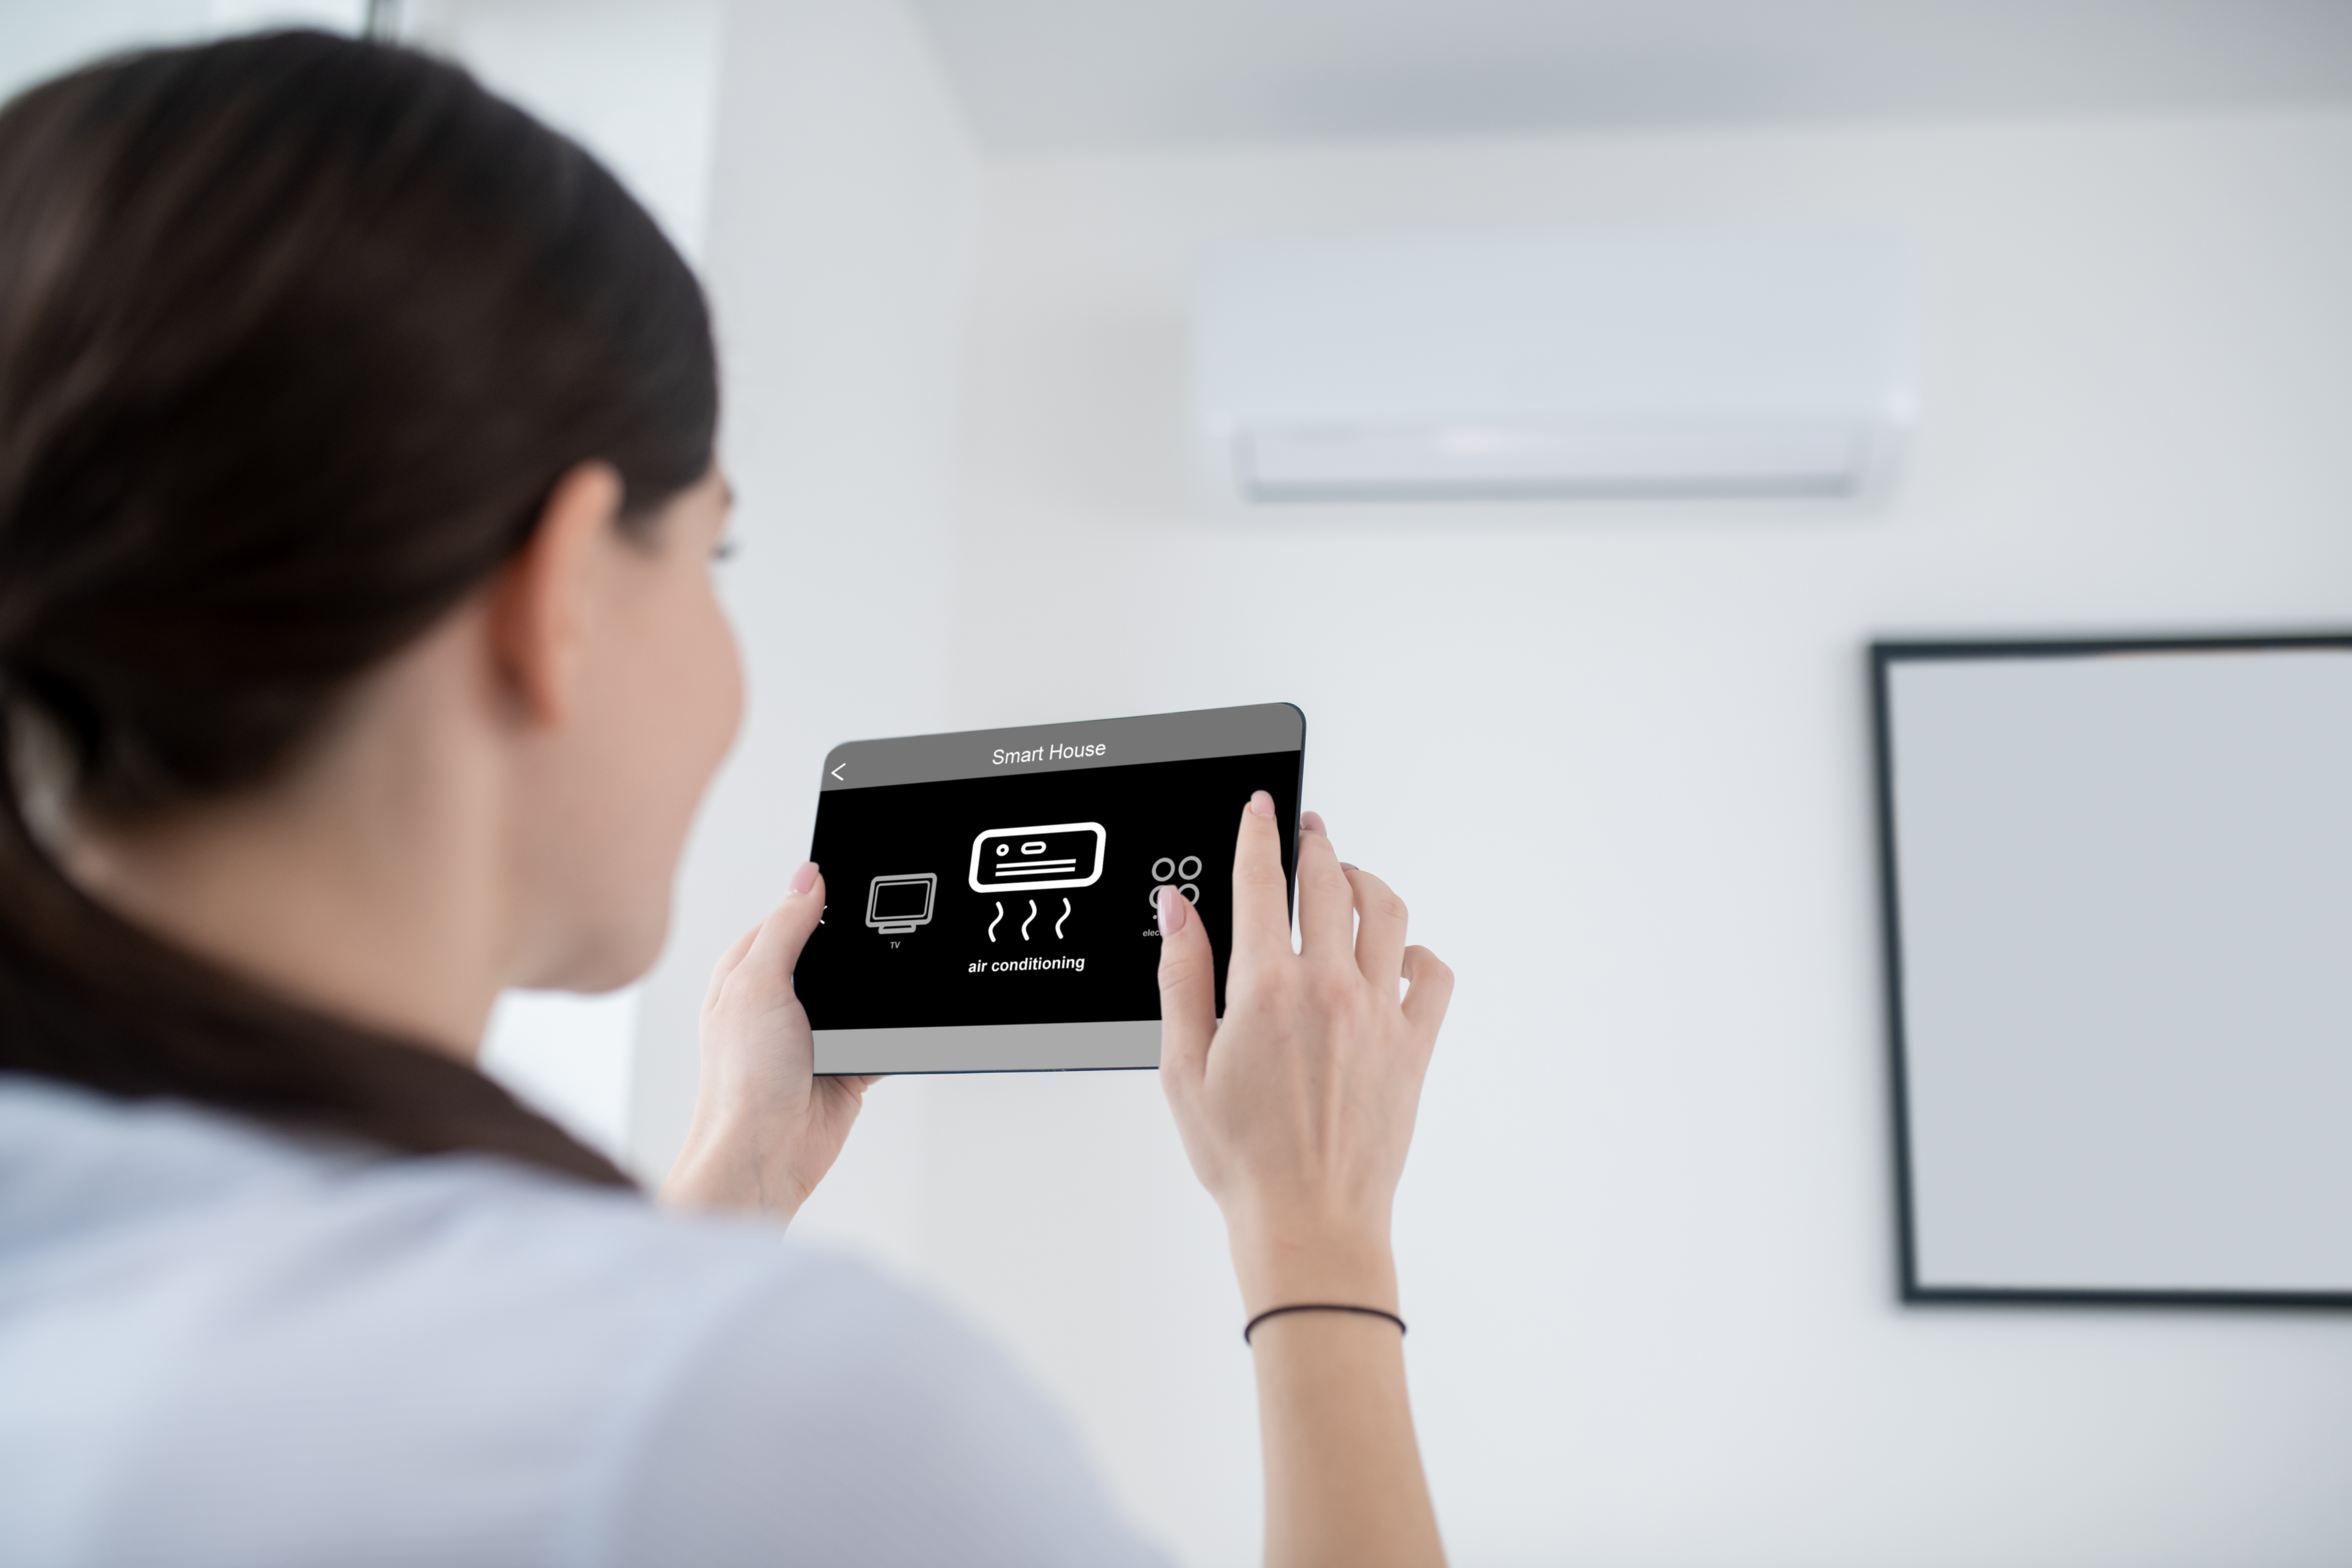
left=0, top=1077, right=874, bottom=1562
left=0, top=1075, right=1162, bottom=1567
left=0, top=1074, right=890, bottom=1423
left=0, top=1069, right=805, bottom=1315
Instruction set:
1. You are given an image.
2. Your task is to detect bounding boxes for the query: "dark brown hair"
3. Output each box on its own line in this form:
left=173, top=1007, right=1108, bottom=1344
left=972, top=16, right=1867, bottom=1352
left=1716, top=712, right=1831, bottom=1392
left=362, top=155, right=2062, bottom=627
left=0, top=32, right=719, bottom=1184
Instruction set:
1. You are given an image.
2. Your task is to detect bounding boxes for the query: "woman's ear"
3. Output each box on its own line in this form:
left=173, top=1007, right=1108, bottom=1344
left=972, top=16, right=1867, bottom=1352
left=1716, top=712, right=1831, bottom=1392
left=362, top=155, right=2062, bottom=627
left=486, top=461, right=624, bottom=728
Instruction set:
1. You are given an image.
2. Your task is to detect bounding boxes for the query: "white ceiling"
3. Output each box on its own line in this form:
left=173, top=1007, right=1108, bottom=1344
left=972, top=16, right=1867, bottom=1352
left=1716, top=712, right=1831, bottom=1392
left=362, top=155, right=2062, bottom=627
left=906, top=0, right=2352, bottom=151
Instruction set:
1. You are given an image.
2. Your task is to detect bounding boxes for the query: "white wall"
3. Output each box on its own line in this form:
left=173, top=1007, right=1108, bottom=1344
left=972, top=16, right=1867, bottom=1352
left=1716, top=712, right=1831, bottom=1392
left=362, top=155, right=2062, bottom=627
left=615, top=6, right=2352, bottom=1559
left=0, top=0, right=364, bottom=104
left=833, top=107, right=2352, bottom=1566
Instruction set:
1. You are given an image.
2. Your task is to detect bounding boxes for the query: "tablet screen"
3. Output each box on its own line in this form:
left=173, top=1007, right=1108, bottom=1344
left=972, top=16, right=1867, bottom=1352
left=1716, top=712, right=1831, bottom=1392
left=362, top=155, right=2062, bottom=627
left=798, top=703, right=1305, bottom=1073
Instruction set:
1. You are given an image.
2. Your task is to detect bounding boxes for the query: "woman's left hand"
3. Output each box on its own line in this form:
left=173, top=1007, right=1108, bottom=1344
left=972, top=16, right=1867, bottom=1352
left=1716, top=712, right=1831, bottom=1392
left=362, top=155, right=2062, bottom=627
left=660, top=864, right=877, bottom=1223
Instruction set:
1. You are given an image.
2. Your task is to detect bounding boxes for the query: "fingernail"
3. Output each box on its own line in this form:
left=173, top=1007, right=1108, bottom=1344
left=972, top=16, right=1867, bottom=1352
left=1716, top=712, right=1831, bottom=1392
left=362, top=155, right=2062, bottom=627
left=1248, top=790, right=1275, bottom=820
left=1340, top=861, right=1359, bottom=871
left=1157, top=884, right=1188, bottom=934
left=789, top=861, right=819, bottom=896
left=1301, top=810, right=1328, bottom=836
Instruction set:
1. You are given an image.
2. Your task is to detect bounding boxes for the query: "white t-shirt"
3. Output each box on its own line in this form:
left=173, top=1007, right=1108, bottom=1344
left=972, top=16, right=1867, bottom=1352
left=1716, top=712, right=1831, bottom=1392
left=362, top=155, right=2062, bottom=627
left=0, top=1074, right=1168, bottom=1568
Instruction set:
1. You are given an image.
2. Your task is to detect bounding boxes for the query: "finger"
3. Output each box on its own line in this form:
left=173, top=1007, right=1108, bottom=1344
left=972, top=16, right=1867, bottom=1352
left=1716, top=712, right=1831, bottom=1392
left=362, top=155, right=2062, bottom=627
left=733, top=865, right=828, bottom=1002
left=1229, top=790, right=1293, bottom=966
left=1155, top=885, right=1216, bottom=1088
left=1399, top=945, right=1455, bottom=1043
left=1293, top=812, right=1355, bottom=964
left=1346, top=865, right=1409, bottom=990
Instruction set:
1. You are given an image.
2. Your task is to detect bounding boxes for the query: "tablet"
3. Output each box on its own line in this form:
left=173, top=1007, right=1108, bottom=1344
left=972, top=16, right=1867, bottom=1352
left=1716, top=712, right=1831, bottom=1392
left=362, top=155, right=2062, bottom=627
left=797, top=703, right=1305, bottom=1074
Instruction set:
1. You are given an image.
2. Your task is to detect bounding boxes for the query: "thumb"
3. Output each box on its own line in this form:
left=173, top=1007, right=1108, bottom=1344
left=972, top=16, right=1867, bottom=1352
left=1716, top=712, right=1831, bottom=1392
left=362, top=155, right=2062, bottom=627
left=724, top=863, right=827, bottom=1013
left=1156, top=885, right=1215, bottom=1088
left=700, top=923, right=761, bottom=1018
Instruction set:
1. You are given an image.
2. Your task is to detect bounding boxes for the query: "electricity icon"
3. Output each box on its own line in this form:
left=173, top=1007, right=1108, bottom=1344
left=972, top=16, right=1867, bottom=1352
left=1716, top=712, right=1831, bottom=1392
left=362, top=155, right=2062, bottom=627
left=1148, top=853, right=1203, bottom=912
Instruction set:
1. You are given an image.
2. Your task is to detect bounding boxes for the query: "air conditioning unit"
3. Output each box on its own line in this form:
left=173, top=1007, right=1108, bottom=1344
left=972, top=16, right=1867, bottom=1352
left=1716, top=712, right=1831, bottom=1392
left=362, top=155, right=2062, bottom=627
left=1191, top=232, right=1910, bottom=503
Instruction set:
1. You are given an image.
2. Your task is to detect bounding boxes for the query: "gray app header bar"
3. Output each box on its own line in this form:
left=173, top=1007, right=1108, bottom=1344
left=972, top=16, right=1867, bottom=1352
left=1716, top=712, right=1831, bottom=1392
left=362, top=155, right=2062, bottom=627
left=820, top=702, right=1304, bottom=791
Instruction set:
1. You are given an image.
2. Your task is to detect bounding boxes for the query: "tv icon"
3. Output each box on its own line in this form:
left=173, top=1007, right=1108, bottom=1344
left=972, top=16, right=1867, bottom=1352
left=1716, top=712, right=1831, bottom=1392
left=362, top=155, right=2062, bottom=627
left=865, top=873, right=938, bottom=935
left=969, top=823, right=1107, bottom=893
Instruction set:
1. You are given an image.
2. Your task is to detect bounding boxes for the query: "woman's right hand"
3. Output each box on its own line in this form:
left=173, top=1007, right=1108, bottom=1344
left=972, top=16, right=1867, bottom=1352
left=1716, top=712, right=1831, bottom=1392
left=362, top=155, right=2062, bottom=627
left=1155, top=791, right=1453, bottom=1321
left=1158, top=791, right=1454, bottom=1568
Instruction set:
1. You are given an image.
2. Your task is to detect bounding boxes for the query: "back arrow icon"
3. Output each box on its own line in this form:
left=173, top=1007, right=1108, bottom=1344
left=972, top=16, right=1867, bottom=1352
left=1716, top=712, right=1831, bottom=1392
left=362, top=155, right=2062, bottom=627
left=829, top=763, right=845, bottom=781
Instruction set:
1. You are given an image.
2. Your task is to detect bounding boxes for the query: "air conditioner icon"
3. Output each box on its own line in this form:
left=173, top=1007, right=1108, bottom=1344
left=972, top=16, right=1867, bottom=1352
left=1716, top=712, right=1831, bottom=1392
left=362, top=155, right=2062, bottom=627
left=968, top=822, right=1106, bottom=893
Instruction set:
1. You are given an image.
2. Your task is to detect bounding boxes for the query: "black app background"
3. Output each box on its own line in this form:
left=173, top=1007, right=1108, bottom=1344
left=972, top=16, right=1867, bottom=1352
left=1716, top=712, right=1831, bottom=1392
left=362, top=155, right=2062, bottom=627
left=797, top=751, right=1302, bottom=1031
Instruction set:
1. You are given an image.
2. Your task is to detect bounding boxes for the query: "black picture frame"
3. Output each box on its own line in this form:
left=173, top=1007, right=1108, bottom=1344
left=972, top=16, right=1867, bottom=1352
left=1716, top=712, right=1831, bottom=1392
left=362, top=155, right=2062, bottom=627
left=1871, top=631, right=2352, bottom=1310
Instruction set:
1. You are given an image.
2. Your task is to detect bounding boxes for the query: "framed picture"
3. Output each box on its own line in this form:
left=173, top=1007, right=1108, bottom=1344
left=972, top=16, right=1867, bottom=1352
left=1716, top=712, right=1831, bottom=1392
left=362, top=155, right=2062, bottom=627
left=1874, top=635, right=2352, bottom=1306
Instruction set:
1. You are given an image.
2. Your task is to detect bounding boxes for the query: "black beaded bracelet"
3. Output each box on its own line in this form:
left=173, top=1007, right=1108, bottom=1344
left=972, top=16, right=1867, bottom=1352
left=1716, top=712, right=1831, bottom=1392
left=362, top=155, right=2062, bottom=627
left=1243, top=1303, right=1408, bottom=1345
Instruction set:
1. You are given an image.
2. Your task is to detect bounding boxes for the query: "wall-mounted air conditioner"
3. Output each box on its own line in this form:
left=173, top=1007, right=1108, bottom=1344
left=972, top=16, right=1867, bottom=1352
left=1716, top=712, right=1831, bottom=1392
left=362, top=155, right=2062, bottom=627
left=1191, top=232, right=1910, bottom=503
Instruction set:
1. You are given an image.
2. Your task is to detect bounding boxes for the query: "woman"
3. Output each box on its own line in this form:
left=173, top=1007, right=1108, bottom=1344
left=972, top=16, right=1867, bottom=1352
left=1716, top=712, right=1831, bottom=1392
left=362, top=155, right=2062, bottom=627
left=0, top=30, right=1453, bottom=1568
